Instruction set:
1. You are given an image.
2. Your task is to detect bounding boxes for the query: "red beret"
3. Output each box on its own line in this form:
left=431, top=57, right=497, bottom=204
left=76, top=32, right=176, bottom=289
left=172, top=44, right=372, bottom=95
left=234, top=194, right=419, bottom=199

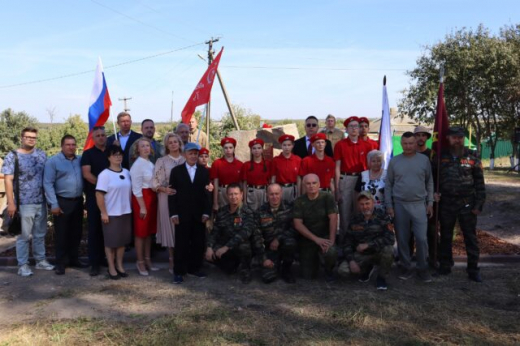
left=310, top=133, right=327, bottom=143
left=220, top=137, right=236, bottom=147
left=344, top=116, right=360, bottom=128
left=199, top=148, right=209, bottom=156
left=278, top=134, right=295, bottom=144
left=358, top=117, right=369, bottom=125
left=249, top=138, right=264, bottom=148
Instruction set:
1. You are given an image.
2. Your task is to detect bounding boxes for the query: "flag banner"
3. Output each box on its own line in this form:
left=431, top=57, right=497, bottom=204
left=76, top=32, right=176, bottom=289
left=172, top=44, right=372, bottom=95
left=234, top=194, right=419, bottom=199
left=379, top=78, right=393, bottom=169
left=84, top=57, right=112, bottom=151
left=431, top=81, right=450, bottom=159
left=181, top=47, right=224, bottom=124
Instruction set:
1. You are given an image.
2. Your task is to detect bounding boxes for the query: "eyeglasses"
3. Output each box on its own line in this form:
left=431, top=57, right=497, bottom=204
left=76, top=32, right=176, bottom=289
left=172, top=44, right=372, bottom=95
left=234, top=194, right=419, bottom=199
left=306, top=123, right=318, bottom=128
left=23, top=136, right=37, bottom=140
left=92, top=126, right=105, bottom=131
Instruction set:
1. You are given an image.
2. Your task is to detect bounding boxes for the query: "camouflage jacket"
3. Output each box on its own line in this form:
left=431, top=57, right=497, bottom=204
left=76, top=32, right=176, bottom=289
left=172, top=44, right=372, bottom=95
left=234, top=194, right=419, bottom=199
left=253, top=201, right=297, bottom=257
left=207, top=204, right=256, bottom=250
left=342, top=209, right=395, bottom=262
left=433, top=148, right=486, bottom=211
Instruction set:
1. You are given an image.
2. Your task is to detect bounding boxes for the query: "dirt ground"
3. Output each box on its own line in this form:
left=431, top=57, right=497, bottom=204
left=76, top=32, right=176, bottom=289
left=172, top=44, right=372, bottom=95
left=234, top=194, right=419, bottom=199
left=476, top=170, right=520, bottom=246
left=0, top=262, right=519, bottom=346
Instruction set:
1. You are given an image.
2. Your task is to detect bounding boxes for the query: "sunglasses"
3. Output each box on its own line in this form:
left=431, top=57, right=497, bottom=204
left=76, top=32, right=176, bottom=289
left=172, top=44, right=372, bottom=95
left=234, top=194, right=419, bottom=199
left=306, top=123, right=318, bottom=128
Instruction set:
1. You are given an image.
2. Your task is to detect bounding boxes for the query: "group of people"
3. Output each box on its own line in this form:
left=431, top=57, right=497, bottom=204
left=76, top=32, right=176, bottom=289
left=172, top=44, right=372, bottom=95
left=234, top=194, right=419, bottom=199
left=1, top=111, right=486, bottom=290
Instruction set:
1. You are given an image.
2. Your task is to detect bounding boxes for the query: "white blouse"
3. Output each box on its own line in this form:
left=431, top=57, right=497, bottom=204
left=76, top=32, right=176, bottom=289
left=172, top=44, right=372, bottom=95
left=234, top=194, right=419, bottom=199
left=129, top=157, right=155, bottom=197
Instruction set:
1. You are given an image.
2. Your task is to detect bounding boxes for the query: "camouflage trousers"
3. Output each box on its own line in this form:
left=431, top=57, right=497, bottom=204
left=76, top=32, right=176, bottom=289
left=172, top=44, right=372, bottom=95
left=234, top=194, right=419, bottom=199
left=439, top=200, right=479, bottom=274
left=261, top=237, right=297, bottom=283
left=338, top=245, right=394, bottom=279
left=299, top=240, right=338, bottom=280
left=214, top=242, right=252, bottom=277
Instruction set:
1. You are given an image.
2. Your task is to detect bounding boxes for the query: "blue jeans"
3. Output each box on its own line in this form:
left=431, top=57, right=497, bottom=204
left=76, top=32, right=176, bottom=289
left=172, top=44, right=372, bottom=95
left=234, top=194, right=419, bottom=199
left=17, top=203, right=48, bottom=266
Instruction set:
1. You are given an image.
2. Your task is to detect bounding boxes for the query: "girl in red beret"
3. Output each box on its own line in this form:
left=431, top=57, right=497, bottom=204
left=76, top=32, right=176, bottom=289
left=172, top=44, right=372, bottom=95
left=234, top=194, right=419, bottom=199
left=271, top=134, right=301, bottom=203
left=241, top=139, right=271, bottom=211
left=210, top=137, right=243, bottom=211
left=299, top=133, right=335, bottom=196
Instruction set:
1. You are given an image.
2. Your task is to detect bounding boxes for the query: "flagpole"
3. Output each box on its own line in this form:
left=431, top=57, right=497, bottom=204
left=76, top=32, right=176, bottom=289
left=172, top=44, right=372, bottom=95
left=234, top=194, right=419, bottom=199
left=433, top=66, right=444, bottom=267
left=196, top=106, right=207, bottom=145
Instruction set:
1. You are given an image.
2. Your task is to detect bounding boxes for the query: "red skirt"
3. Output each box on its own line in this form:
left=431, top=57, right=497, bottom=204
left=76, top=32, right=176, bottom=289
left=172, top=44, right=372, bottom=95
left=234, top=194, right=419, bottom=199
left=132, top=188, right=158, bottom=238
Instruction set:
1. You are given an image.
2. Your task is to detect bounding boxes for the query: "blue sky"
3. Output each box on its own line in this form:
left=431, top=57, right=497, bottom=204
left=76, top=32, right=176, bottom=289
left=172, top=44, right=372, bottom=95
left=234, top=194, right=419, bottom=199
left=0, top=0, right=517, bottom=124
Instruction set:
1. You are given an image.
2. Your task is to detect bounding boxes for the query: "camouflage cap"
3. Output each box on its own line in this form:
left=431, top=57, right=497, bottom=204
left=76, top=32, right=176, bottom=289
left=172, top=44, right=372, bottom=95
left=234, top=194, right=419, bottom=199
left=357, top=191, right=375, bottom=202
left=447, top=126, right=465, bottom=137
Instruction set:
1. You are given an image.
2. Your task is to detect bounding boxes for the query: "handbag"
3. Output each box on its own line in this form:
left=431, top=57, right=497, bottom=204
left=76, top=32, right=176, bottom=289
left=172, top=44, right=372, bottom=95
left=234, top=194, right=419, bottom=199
left=1, top=151, right=21, bottom=236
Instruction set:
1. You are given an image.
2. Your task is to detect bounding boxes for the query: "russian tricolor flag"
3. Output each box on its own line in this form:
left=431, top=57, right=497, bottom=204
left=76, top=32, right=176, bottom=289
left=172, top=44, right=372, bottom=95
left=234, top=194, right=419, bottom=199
left=83, top=57, right=112, bottom=151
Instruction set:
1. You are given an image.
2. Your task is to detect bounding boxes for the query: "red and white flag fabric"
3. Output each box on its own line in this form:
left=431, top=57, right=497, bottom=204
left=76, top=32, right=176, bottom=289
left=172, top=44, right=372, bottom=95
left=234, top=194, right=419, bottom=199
left=181, top=47, right=224, bottom=124
left=431, top=79, right=450, bottom=159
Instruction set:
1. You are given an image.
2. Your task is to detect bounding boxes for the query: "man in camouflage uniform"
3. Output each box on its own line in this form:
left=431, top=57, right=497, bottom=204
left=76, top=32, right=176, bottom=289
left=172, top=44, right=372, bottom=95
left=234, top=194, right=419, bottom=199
left=294, top=174, right=338, bottom=282
left=254, top=183, right=297, bottom=284
left=205, top=183, right=257, bottom=284
left=338, top=191, right=395, bottom=290
left=433, top=127, right=486, bottom=282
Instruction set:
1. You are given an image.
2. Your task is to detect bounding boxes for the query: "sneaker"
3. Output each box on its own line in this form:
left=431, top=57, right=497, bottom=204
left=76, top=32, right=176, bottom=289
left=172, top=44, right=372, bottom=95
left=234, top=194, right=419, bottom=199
left=398, top=268, right=414, bottom=281
left=18, top=264, right=33, bottom=277
left=35, top=260, right=55, bottom=271
left=173, top=275, right=184, bottom=284
left=376, top=276, right=388, bottom=290
left=468, top=272, right=483, bottom=283
left=187, top=271, right=207, bottom=279
left=358, top=265, right=375, bottom=283
left=418, top=270, right=433, bottom=283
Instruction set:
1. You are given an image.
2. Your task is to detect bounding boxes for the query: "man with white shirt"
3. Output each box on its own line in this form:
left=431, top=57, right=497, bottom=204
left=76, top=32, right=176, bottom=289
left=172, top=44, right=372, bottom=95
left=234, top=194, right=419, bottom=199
left=293, top=116, right=333, bottom=159
left=107, top=112, right=142, bottom=169
left=168, top=143, right=212, bottom=284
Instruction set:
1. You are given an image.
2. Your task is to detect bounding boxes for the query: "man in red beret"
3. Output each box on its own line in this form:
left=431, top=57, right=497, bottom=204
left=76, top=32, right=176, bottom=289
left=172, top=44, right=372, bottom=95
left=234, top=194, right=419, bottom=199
left=320, top=114, right=345, bottom=152
left=271, top=134, right=302, bottom=203
left=299, top=133, right=335, bottom=196
left=334, top=116, right=374, bottom=238
left=293, top=116, right=333, bottom=159
left=359, top=117, right=379, bottom=150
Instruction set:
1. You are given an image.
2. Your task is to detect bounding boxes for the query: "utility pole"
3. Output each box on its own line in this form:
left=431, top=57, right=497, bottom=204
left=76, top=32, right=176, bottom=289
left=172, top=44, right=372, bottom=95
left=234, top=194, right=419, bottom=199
left=203, top=37, right=240, bottom=135
left=119, top=97, right=132, bottom=112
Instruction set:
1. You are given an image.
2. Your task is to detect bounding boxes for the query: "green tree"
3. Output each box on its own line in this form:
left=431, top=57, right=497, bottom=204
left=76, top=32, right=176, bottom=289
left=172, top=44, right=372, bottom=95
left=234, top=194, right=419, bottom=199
left=0, top=108, right=38, bottom=155
left=399, top=24, right=520, bottom=167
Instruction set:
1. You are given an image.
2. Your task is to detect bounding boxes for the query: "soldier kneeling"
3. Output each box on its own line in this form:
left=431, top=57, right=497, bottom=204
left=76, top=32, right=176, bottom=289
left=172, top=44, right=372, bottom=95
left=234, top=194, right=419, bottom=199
left=205, top=184, right=257, bottom=284
left=254, top=183, right=297, bottom=284
left=338, top=191, right=395, bottom=290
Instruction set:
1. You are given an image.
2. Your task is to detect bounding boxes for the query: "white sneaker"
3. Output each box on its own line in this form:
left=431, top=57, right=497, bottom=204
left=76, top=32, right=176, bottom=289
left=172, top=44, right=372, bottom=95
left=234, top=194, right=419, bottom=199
left=18, top=264, right=34, bottom=277
left=35, top=260, right=55, bottom=271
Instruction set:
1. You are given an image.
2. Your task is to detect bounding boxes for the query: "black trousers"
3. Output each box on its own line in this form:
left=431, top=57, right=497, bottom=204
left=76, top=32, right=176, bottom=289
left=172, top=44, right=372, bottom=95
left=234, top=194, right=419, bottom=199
left=214, top=242, right=252, bottom=275
left=439, top=201, right=479, bottom=273
left=85, top=193, right=105, bottom=267
left=54, top=197, right=84, bottom=265
left=174, top=215, right=206, bottom=276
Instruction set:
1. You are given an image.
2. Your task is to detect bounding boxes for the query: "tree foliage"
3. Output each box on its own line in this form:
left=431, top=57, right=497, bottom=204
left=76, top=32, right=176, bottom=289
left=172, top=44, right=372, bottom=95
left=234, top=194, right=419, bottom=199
left=399, top=24, right=520, bottom=160
left=0, top=109, right=38, bottom=155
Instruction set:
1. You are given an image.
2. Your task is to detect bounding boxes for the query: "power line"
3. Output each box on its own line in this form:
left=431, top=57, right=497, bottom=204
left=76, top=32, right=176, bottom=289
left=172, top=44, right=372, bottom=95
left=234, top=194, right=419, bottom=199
left=0, top=42, right=204, bottom=89
left=90, top=0, right=196, bottom=43
left=222, top=65, right=408, bottom=71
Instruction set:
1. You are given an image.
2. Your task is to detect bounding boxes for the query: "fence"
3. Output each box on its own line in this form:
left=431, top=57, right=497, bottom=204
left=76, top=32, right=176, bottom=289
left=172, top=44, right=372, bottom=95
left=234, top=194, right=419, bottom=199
left=391, top=137, right=514, bottom=159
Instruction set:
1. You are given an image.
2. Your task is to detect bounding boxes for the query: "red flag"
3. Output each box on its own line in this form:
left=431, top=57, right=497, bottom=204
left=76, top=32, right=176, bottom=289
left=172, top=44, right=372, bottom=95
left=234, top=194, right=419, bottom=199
left=431, top=81, right=450, bottom=159
left=181, top=48, right=224, bottom=124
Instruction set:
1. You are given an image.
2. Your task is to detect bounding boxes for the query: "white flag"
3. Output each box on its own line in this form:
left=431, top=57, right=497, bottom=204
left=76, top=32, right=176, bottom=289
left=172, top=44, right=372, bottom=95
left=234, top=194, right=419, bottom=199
left=379, top=77, right=393, bottom=169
